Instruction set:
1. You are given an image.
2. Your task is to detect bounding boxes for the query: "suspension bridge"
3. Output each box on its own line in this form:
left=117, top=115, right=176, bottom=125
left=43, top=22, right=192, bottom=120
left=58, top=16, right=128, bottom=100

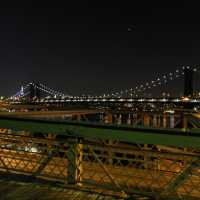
left=0, top=66, right=200, bottom=199
left=10, top=66, right=199, bottom=103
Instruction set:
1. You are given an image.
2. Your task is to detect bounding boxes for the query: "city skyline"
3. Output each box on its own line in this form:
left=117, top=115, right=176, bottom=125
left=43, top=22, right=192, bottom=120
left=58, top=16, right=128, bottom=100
left=0, top=1, right=200, bottom=96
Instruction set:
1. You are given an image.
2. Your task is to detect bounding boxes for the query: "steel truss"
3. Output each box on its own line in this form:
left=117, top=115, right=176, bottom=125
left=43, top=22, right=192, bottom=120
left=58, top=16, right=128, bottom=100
left=0, top=130, right=200, bottom=200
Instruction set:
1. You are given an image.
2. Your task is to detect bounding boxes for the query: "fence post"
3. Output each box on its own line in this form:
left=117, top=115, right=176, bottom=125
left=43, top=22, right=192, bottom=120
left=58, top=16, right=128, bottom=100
left=67, top=137, right=83, bottom=185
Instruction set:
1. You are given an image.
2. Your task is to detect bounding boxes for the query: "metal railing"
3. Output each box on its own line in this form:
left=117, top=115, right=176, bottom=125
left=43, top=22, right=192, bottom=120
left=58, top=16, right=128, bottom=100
left=0, top=129, right=200, bottom=199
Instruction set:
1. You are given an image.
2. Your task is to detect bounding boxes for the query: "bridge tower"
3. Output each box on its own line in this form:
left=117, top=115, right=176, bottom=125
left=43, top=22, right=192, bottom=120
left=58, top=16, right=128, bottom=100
left=29, top=82, right=40, bottom=101
left=184, top=66, right=194, bottom=97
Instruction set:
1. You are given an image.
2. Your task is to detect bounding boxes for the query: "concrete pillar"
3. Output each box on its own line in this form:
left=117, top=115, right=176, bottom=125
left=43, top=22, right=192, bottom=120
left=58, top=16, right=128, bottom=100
left=135, top=113, right=142, bottom=126
left=163, top=114, right=167, bottom=128
left=104, top=113, right=113, bottom=124
left=153, top=114, right=157, bottom=127
left=157, top=115, right=161, bottom=128
left=132, top=113, right=137, bottom=125
left=99, top=112, right=104, bottom=122
left=117, top=114, right=122, bottom=125
left=144, top=113, right=150, bottom=127
left=127, top=113, right=131, bottom=125
left=132, top=114, right=136, bottom=125
left=169, top=114, right=175, bottom=128
left=183, top=115, right=188, bottom=129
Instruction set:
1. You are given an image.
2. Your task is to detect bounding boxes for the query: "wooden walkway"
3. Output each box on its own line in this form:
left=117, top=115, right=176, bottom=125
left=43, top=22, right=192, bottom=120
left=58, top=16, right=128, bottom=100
left=0, top=179, right=120, bottom=200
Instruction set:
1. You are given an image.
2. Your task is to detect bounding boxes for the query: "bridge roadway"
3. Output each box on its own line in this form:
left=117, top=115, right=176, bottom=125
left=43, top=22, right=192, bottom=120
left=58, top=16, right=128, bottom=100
left=0, top=116, right=200, bottom=199
left=35, top=97, right=200, bottom=104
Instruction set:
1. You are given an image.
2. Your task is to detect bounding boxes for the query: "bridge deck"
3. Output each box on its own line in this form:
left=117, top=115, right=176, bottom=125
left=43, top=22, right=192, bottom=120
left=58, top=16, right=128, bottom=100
left=0, top=179, right=117, bottom=200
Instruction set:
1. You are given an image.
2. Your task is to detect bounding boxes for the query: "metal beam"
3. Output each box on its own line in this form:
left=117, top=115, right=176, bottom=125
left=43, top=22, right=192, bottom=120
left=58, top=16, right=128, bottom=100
left=161, top=158, right=200, bottom=196
left=33, top=153, right=54, bottom=177
left=1, top=116, right=200, bottom=148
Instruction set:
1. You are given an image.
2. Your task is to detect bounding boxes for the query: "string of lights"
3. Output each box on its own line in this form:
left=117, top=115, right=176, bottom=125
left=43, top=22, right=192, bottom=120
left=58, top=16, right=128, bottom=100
left=11, top=65, right=200, bottom=100
left=103, top=65, right=199, bottom=98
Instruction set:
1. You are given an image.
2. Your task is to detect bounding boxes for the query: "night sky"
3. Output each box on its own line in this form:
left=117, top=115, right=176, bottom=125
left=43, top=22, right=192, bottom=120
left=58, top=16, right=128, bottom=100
left=0, top=1, right=200, bottom=96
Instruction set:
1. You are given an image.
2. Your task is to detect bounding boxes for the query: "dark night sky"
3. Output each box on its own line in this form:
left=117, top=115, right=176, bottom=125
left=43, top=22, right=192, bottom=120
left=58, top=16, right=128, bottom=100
left=0, top=1, right=200, bottom=96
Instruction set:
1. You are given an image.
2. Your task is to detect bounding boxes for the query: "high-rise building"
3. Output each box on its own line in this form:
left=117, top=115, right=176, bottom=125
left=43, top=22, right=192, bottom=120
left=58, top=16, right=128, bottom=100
left=184, top=67, right=193, bottom=97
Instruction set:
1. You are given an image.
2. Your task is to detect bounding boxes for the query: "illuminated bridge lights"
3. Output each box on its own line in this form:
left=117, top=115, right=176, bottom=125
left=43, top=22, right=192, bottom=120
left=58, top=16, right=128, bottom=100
left=173, top=99, right=181, bottom=102
left=190, top=99, right=199, bottom=103
left=138, top=99, right=145, bottom=102
left=159, top=98, right=168, bottom=102
left=27, top=97, right=200, bottom=104
left=149, top=99, right=156, bottom=102
left=127, top=99, right=134, bottom=102
left=182, top=97, right=190, bottom=102
left=11, top=65, right=200, bottom=101
left=164, top=110, right=175, bottom=114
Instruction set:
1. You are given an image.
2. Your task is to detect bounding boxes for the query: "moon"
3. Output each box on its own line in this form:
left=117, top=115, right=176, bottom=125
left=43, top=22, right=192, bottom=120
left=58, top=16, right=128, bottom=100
left=128, top=27, right=132, bottom=32
left=128, top=25, right=136, bottom=32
